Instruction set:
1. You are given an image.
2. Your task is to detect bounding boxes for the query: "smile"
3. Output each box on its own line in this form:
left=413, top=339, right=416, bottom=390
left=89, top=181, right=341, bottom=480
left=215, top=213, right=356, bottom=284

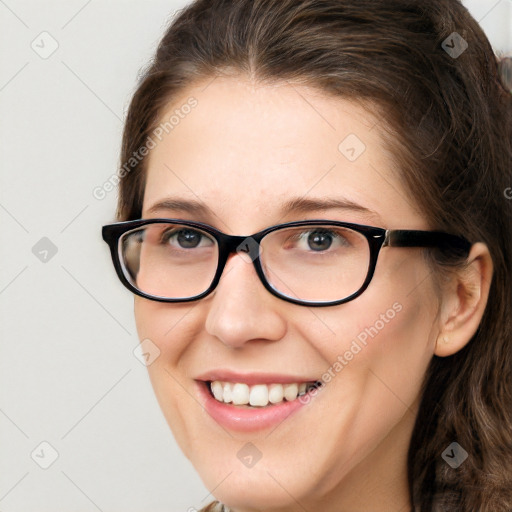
left=208, top=380, right=320, bottom=407
left=196, top=372, right=323, bottom=431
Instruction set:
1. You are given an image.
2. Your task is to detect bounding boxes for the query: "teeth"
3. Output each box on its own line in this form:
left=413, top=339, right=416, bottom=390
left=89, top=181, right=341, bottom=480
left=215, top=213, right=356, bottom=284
left=249, top=384, right=268, bottom=406
left=268, top=383, right=284, bottom=404
left=209, top=380, right=317, bottom=407
left=211, top=381, right=224, bottom=401
left=223, top=382, right=233, bottom=403
left=283, top=383, right=299, bottom=401
left=232, top=383, right=250, bottom=405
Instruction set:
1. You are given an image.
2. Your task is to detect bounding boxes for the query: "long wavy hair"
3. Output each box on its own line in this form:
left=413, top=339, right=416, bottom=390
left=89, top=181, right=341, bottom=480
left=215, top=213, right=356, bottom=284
left=115, top=1, right=512, bottom=510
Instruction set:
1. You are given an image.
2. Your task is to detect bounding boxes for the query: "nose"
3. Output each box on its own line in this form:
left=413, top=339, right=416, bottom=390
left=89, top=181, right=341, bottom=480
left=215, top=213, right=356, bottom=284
left=204, top=252, right=287, bottom=348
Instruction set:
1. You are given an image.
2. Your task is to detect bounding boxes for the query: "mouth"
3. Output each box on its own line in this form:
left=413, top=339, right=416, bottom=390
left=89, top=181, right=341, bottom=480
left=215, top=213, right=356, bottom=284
left=206, top=380, right=322, bottom=408
left=196, top=371, right=323, bottom=431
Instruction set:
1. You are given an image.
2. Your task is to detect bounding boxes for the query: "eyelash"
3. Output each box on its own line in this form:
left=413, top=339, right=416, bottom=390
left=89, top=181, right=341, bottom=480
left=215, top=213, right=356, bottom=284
left=158, top=227, right=351, bottom=252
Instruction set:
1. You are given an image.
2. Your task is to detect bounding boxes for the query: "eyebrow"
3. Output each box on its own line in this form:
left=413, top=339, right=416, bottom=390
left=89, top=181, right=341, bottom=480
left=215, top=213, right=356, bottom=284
left=280, top=197, right=380, bottom=220
left=145, top=196, right=380, bottom=221
left=146, top=198, right=210, bottom=216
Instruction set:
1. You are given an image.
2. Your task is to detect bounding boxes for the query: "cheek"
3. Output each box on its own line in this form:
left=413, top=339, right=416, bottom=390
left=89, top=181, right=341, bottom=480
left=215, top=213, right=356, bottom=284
left=285, top=280, right=438, bottom=492
left=133, top=298, right=202, bottom=455
left=134, top=298, right=200, bottom=359
left=333, top=252, right=440, bottom=369
left=295, top=256, right=439, bottom=437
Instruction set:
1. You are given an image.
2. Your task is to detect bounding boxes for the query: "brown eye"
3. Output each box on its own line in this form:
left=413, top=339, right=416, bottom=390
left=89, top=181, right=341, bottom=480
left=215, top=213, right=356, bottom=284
left=307, top=231, right=334, bottom=251
left=161, top=228, right=214, bottom=249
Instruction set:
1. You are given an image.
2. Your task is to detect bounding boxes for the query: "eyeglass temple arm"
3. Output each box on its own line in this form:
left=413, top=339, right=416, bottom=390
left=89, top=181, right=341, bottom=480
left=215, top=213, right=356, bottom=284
left=384, top=229, right=472, bottom=256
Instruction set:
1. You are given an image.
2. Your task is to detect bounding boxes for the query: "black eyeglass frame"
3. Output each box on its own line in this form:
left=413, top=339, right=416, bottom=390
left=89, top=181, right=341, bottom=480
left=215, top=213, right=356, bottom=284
left=102, top=218, right=472, bottom=307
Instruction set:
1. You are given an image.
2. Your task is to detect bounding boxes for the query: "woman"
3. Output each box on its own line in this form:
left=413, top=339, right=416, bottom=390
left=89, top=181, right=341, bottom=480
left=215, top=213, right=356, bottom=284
left=102, top=0, right=512, bottom=510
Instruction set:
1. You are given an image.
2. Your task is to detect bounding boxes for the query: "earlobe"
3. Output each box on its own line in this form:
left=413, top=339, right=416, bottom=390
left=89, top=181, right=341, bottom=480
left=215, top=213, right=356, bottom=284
left=434, top=242, right=493, bottom=357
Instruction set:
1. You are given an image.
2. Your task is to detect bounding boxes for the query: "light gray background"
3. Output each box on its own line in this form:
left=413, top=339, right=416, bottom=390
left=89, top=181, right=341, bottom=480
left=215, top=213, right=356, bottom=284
left=0, top=1, right=510, bottom=511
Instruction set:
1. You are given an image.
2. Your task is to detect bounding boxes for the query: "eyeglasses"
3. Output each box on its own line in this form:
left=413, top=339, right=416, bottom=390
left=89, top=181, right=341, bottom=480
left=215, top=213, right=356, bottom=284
left=102, top=218, right=472, bottom=307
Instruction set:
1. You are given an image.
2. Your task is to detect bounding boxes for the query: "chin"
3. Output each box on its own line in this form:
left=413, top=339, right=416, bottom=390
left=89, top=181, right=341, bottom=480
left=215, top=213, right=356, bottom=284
left=186, top=440, right=336, bottom=511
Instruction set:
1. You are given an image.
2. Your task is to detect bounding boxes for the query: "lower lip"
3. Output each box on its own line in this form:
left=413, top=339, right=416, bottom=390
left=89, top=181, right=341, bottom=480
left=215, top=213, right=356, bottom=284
left=197, top=381, right=313, bottom=432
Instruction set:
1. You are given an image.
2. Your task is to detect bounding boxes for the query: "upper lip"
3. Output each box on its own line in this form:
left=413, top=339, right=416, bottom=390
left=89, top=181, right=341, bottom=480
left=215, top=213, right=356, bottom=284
left=196, top=369, right=319, bottom=386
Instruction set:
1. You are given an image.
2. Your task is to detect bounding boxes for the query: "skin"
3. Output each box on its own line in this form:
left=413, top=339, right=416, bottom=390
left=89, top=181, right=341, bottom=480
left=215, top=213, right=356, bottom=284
left=134, top=76, right=493, bottom=512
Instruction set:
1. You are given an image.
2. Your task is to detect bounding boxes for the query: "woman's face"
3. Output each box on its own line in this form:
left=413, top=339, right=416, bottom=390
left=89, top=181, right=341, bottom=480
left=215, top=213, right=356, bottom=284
left=135, top=77, right=441, bottom=511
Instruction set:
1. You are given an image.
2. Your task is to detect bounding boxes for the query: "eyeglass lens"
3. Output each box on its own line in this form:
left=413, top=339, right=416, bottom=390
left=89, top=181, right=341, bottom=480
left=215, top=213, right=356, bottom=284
left=119, top=222, right=371, bottom=303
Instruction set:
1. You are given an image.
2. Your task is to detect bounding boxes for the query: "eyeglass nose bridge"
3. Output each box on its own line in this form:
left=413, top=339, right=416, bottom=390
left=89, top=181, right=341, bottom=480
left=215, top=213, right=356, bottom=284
left=210, top=232, right=267, bottom=293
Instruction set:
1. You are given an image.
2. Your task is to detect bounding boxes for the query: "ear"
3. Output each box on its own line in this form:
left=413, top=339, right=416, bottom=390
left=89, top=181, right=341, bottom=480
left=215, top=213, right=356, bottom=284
left=434, top=242, right=493, bottom=357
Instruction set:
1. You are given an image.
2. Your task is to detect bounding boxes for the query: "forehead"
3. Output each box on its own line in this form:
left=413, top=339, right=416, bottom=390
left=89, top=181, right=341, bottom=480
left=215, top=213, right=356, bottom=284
left=142, top=76, right=424, bottom=232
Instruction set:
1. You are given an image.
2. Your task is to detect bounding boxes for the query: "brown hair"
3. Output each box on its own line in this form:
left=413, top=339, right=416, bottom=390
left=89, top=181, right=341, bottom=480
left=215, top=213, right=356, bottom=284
left=500, top=56, right=512, bottom=92
left=116, top=1, right=512, bottom=510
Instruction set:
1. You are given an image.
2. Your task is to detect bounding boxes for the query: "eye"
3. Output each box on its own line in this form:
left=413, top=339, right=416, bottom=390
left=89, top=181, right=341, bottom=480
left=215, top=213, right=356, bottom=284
left=290, top=229, right=351, bottom=252
left=306, top=230, right=334, bottom=251
left=161, top=228, right=214, bottom=249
